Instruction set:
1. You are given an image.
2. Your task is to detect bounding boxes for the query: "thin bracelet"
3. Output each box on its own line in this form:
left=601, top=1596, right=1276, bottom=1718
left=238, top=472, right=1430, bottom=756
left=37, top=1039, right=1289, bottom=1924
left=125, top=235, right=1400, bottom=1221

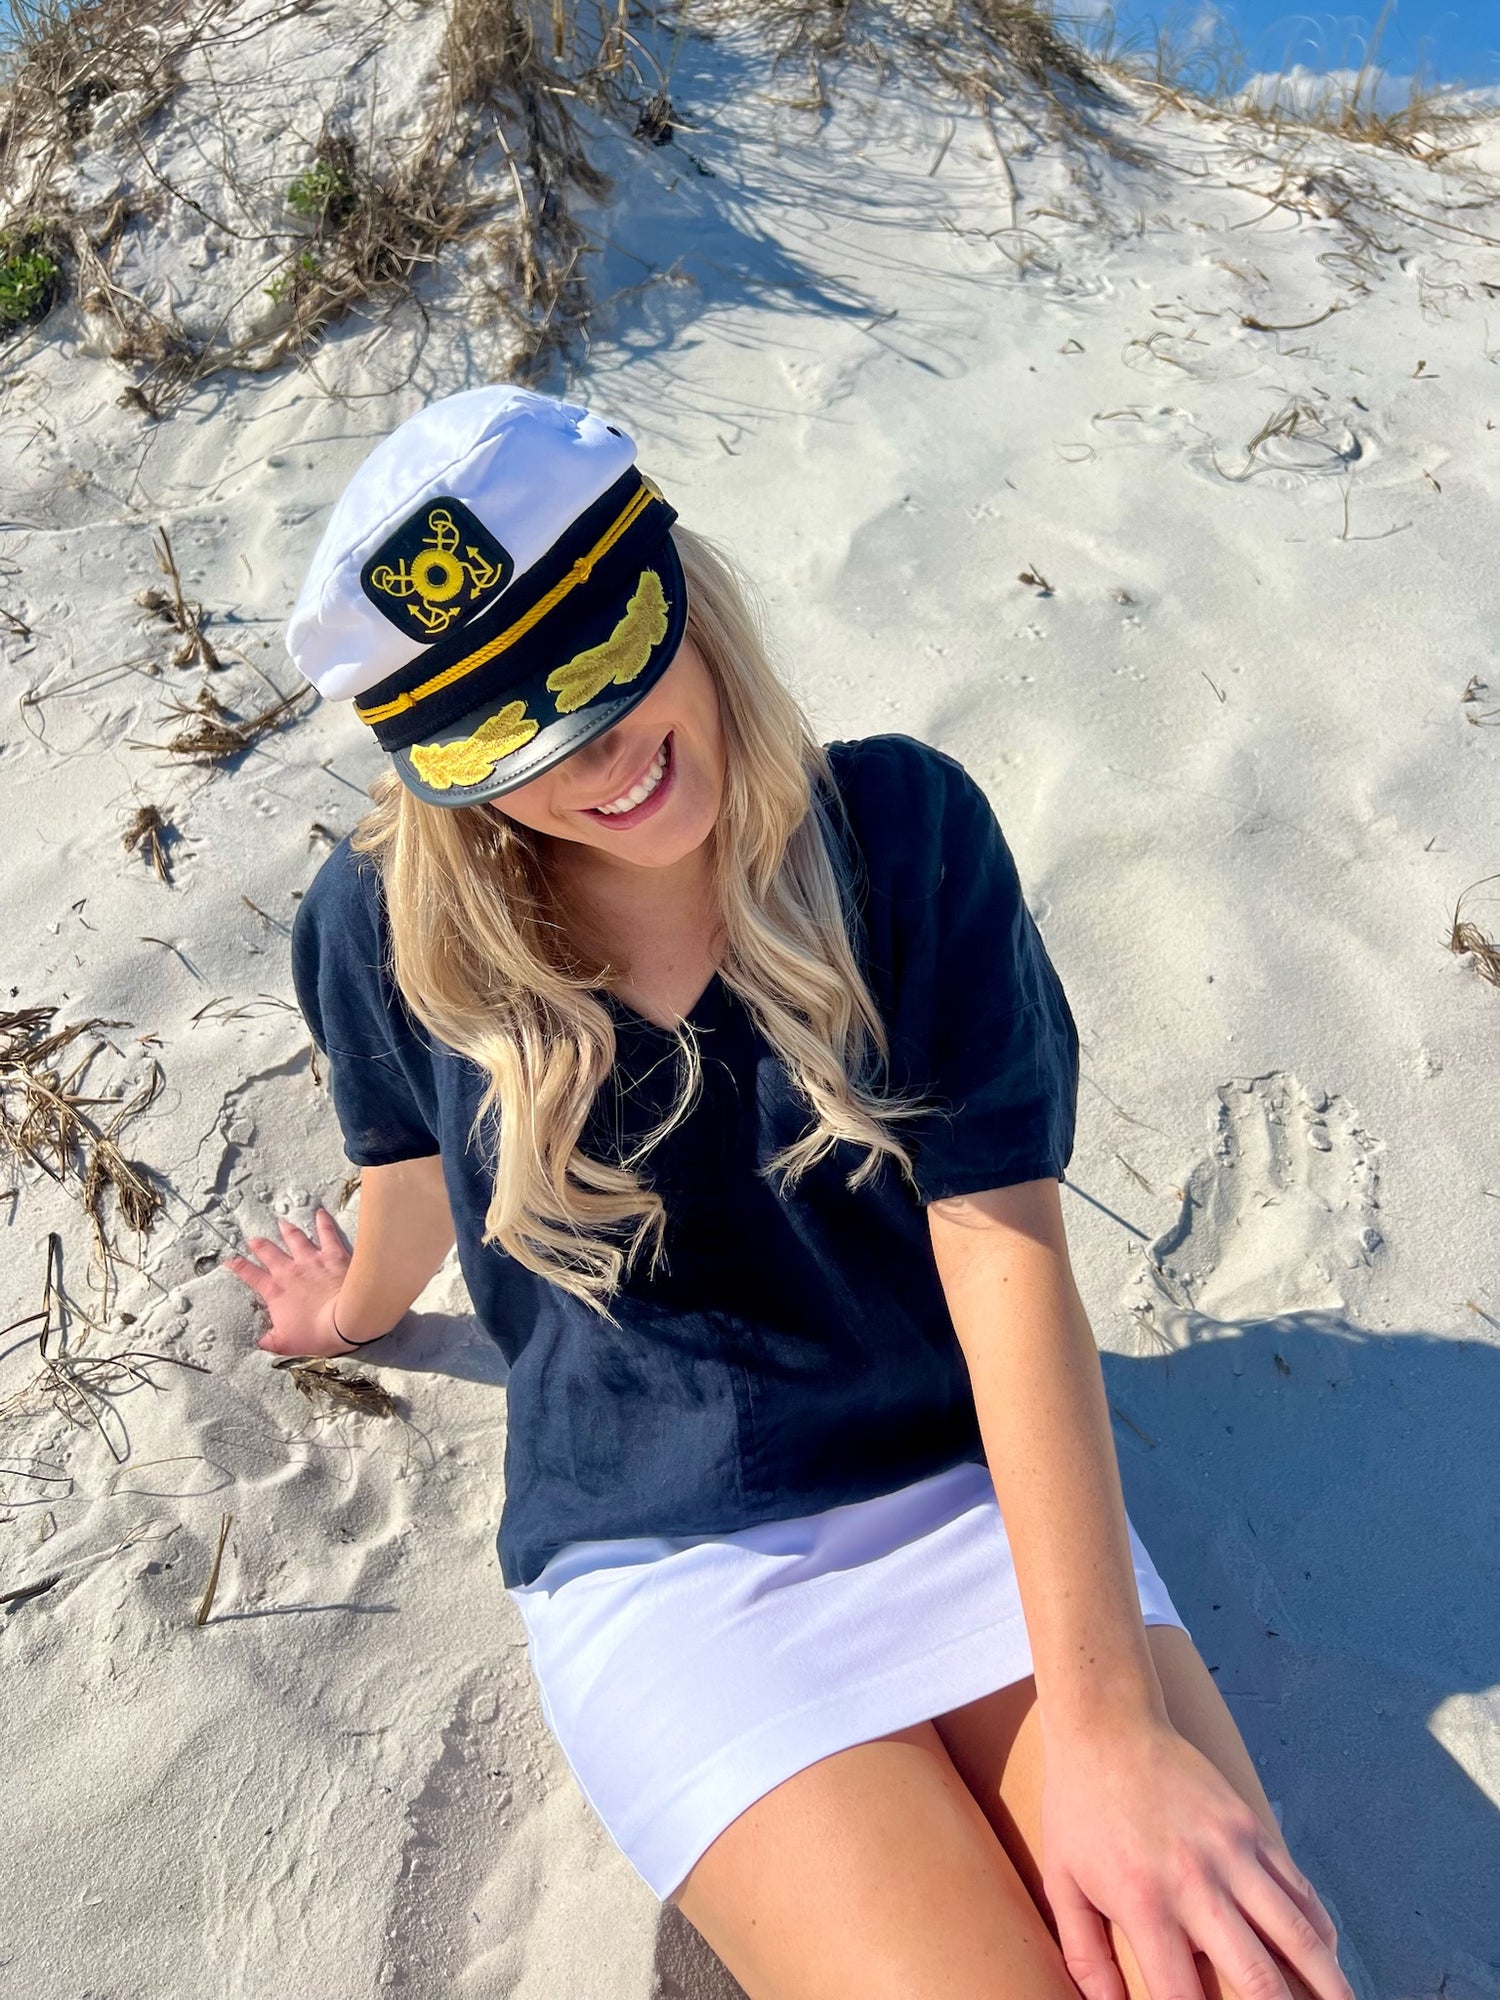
left=331, top=1297, right=388, bottom=1350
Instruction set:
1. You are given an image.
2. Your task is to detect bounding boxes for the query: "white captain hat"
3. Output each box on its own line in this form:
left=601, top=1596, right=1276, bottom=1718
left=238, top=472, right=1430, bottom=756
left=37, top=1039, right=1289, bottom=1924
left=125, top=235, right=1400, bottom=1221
left=286, top=384, right=688, bottom=805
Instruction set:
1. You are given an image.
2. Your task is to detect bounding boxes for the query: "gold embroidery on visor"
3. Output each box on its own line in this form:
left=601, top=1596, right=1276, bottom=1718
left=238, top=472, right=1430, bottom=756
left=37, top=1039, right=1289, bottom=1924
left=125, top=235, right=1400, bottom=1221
left=407, top=701, right=539, bottom=791
left=546, top=569, right=669, bottom=716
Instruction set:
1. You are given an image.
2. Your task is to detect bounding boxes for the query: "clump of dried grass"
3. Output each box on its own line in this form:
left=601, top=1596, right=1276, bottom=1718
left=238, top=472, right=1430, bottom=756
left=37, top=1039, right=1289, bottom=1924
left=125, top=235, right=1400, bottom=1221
left=0, top=0, right=221, bottom=375
left=0, top=1009, right=164, bottom=1312
left=142, top=681, right=311, bottom=764
left=135, top=526, right=220, bottom=668
left=271, top=1354, right=398, bottom=1418
left=0, top=1235, right=208, bottom=1462
left=1225, top=0, right=1486, bottom=168
left=712, top=0, right=1109, bottom=145
left=3, top=0, right=619, bottom=400
left=121, top=802, right=174, bottom=882
left=1449, top=875, right=1500, bottom=990
left=439, top=0, right=611, bottom=375
left=0, top=0, right=211, bottom=211
left=240, top=0, right=611, bottom=386
left=1086, top=0, right=1487, bottom=163
left=253, top=122, right=489, bottom=373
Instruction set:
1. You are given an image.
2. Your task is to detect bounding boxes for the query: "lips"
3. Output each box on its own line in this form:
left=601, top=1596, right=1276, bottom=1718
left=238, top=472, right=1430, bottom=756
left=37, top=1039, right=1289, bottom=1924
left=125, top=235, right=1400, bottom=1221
left=580, top=731, right=676, bottom=829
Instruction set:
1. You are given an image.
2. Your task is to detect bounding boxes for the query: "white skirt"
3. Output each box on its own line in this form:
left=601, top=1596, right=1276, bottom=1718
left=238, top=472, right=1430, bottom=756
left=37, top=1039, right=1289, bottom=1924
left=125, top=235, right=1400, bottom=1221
left=510, top=1460, right=1189, bottom=1901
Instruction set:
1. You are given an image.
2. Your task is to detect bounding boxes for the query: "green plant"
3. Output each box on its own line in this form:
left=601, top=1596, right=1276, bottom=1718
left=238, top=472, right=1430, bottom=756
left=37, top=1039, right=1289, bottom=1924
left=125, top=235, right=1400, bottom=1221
left=0, top=239, right=61, bottom=331
left=285, top=153, right=356, bottom=228
left=263, top=249, right=322, bottom=305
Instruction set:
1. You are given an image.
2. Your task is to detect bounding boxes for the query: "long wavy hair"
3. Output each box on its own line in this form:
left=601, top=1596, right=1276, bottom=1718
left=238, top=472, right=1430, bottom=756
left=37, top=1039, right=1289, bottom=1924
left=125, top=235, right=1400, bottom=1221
left=353, top=523, right=924, bottom=1315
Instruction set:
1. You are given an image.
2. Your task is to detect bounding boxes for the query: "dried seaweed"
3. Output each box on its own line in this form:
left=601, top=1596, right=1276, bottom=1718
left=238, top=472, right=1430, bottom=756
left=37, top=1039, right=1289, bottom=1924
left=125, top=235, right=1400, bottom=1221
left=270, top=1354, right=397, bottom=1418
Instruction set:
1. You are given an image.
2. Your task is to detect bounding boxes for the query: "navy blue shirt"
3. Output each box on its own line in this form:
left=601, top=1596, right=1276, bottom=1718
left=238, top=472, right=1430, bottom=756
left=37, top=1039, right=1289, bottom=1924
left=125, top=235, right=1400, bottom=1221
left=290, top=734, right=1079, bottom=1587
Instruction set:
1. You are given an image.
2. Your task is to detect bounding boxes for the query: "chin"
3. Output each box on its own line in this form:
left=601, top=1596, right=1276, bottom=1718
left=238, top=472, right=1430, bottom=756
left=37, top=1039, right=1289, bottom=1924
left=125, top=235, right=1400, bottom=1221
left=630, top=787, right=719, bottom=864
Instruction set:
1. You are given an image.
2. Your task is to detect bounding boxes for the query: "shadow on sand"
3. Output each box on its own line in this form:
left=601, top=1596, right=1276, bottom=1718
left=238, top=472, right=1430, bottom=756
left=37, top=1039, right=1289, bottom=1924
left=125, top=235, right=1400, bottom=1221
left=649, top=1309, right=1500, bottom=2000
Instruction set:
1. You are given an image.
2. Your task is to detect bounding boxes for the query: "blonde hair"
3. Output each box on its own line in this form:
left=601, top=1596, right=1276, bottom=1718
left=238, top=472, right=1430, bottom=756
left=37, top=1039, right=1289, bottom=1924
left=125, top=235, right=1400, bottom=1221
left=353, top=524, right=923, bottom=1314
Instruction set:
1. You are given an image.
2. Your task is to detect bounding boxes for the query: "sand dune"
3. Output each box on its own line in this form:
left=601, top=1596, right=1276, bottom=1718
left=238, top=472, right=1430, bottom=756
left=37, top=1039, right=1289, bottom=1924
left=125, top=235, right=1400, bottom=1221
left=2, top=4, right=1498, bottom=1993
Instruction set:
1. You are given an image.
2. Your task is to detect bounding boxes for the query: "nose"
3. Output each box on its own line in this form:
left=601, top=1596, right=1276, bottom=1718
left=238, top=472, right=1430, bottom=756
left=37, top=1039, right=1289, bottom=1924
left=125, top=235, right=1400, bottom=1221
left=580, top=720, right=627, bottom=765
left=568, top=722, right=628, bottom=784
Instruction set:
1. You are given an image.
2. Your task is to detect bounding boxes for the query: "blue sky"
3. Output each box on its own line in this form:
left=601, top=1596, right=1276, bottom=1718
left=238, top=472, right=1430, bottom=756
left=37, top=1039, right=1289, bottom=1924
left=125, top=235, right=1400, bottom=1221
left=1, top=0, right=1494, bottom=93
left=1074, top=1, right=1500, bottom=91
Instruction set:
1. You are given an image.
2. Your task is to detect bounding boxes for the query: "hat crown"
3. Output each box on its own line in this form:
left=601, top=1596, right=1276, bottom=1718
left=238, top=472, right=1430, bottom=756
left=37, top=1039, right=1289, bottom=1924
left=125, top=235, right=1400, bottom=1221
left=286, top=386, right=637, bottom=704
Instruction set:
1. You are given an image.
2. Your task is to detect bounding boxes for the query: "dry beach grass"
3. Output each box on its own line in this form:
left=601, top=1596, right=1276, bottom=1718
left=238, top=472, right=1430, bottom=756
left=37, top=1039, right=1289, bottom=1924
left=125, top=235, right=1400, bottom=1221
left=2, top=0, right=1493, bottom=399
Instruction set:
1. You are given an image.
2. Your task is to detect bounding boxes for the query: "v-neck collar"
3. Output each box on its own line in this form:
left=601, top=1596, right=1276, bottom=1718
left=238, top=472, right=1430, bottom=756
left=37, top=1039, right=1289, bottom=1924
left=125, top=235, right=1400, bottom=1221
left=601, top=970, right=726, bottom=1037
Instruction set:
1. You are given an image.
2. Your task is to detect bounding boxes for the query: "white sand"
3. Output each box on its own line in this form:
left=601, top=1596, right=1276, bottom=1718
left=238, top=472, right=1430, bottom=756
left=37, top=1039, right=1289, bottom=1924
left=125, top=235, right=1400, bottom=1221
left=3, top=7, right=1498, bottom=1994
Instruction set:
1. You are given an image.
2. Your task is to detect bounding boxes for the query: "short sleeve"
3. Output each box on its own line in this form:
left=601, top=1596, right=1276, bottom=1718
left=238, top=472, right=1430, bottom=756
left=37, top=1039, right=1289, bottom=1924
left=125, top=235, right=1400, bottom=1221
left=830, top=737, right=1079, bottom=1205
left=290, top=841, right=442, bottom=1169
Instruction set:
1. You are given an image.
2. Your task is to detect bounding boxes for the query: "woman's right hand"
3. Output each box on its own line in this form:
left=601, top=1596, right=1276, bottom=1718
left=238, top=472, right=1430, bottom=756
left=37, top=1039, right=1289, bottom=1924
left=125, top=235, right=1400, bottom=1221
left=224, top=1207, right=379, bottom=1358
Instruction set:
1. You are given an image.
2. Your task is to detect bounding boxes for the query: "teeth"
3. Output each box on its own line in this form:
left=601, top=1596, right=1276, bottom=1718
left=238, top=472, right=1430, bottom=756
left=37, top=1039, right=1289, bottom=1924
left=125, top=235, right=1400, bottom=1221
left=594, top=744, right=667, bottom=815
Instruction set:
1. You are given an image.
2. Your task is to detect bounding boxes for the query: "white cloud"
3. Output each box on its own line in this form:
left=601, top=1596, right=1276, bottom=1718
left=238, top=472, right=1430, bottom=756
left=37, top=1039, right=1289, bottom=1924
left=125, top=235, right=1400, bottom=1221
left=1238, top=61, right=1500, bottom=115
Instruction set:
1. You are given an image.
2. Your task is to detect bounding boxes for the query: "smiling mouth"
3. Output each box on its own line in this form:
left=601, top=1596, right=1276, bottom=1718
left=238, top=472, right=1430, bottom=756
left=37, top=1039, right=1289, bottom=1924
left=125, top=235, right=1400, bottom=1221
left=583, top=733, right=673, bottom=822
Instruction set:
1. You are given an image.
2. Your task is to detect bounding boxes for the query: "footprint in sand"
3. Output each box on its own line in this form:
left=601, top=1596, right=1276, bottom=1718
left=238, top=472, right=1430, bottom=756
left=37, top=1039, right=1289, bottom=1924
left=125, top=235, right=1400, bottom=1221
left=378, top=1658, right=556, bottom=1993
left=1130, top=1072, right=1383, bottom=1333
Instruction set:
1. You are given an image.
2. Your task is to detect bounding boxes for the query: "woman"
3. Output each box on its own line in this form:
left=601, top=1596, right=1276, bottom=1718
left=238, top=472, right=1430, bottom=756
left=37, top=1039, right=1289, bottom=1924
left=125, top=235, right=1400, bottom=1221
left=228, top=384, right=1350, bottom=2000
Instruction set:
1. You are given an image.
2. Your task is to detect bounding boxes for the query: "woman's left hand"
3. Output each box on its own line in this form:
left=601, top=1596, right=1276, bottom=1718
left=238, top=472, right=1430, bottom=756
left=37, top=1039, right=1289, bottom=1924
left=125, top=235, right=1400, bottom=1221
left=1038, top=1715, right=1351, bottom=2000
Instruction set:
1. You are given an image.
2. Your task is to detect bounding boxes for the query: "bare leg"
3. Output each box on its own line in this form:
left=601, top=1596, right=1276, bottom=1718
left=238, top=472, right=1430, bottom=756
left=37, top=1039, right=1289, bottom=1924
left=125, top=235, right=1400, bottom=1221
left=671, top=1719, right=1082, bottom=2000
left=932, top=1622, right=1327, bottom=2000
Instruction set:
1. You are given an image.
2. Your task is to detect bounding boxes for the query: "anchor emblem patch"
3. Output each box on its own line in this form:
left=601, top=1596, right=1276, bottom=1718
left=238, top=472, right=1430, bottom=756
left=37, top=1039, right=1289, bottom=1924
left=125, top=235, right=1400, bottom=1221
left=360, top=496, right=515, bottom=644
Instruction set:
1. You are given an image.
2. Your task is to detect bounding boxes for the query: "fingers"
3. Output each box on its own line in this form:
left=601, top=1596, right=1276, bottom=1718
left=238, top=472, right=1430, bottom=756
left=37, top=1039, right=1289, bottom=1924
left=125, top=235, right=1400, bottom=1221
left=222, top=1252, right=272, bottom=1298
left=1122, top=1914, right=1210, bottom=2000
left=1188, top=1901, right=1300, bottom=2000
left=240, top=1233, right=293, bottom=1272
left=226, top=1207, right=347, bottom=1277
left=276, top=1216, right=318, bottom=1259
left=1253, top=1838, right=1341, bottom=1957
left=312, top=1206, right=351, bottom=1259
left=1051, top=1879, right=1130, bottom=2000
left=1226, top=1855, right=1352, bottom=2000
